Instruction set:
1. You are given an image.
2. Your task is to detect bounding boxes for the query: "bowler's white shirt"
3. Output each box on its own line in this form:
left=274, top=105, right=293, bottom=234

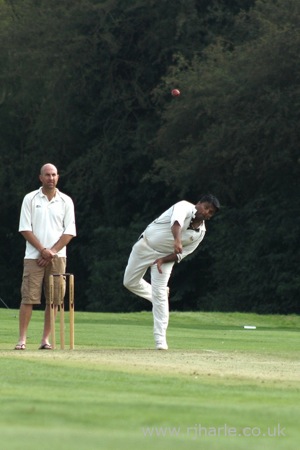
left=144, top=200, right=206, bottom=262
left=19, top=187, right=76, bottom=258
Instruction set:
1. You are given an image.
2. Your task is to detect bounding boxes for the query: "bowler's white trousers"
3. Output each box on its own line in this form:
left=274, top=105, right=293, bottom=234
left=123, top=236, right=174, bottom=348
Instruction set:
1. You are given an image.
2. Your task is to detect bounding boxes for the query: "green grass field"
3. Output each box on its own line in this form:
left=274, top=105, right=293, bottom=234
left=0, top=309, right=299, bottom=450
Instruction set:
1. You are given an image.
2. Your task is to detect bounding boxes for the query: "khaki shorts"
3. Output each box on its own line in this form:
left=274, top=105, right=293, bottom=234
left=21, top=258, right=66, bottom=305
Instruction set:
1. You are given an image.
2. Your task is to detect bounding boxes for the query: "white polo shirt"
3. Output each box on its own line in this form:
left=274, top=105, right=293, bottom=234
left=143, top=200, right=206, bottom=262
left=19, top=187, right=76, bottom=259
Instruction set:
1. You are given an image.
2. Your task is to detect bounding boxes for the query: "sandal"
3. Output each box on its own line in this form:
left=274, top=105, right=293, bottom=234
left=39, top=343, right=52, bottom=350
left=15, top=343, right=26, bottom=350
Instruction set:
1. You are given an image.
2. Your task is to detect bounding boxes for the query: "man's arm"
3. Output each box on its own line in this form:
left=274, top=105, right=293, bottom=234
left=20, top=231, right=44, bottom=254
left=50, top=234, right=74, bottom=255
left=153, top=253, right=178, bottom=274
left=20, top=230, right=51, bottom=268
left=153, top=219, right=183, bottom=274
left=171, top=221, right=183, bottom=254
left=40, top=234, right=74, bottom=266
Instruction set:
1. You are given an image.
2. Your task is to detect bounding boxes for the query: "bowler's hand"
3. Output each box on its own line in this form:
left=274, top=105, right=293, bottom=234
left=153, top=258, right=163, bottom=274
left=174, top=238, right=182, bottom=255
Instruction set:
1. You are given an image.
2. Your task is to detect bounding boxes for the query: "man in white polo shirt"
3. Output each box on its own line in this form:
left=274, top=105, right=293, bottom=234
left=123, top=194, right=220, bottom=350
left=15, top=163, right=76, bottom=350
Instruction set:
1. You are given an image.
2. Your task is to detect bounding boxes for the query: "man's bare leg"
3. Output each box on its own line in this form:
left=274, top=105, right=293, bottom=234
left=15, top=303, right=33, bottom=349
left=40, top=303, right=58, bottom=348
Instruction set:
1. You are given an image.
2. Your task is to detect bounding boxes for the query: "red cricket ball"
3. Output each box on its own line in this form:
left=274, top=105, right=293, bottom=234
left=171, top=88, right=180, bottom=97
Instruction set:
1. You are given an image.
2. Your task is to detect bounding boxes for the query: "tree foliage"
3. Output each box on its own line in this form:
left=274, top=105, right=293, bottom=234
left=0, top=0, right=298, bottom=314
left=152, top=0, right=300, bottom=313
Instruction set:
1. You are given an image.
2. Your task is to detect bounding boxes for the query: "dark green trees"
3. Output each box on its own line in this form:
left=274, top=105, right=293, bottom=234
left=0, top=0, right=298, bottom=313
left=152, top=0, right=300, bottom=313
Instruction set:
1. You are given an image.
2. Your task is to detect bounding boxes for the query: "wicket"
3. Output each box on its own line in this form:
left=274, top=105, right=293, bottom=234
left=49, top=273, right=75, bottom=350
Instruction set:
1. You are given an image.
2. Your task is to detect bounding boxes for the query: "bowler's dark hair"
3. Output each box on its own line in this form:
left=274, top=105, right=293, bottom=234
left=199, top=194, right=220, bottom=212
